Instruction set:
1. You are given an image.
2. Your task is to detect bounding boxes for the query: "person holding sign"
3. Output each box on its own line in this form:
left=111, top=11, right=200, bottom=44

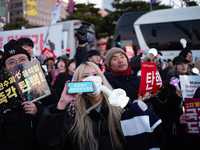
left=36, top=61, right=128, bottom=150
left=163, top=55, right=192, bottom=150
left=179, top=87, right=200, bottom=150
left=0, top=40, right=59, bottom=150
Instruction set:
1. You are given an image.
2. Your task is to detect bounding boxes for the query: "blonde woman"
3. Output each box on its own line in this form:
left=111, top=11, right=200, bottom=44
left=37, top=62, right=127, bottom=150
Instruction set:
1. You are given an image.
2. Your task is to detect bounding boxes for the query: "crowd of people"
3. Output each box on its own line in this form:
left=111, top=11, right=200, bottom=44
left=0, top=24, right=200, bottom=150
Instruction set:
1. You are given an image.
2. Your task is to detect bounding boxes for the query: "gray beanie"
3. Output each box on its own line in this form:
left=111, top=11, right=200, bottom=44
left=105, top=47, right=129, bottom=69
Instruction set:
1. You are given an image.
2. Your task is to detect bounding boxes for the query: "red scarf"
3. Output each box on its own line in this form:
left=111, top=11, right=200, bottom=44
left=109, top=65, right=132, bottom=76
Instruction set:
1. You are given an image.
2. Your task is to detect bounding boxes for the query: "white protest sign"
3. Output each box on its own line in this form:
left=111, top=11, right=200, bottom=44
left=180, top=75, right=200, bottom=100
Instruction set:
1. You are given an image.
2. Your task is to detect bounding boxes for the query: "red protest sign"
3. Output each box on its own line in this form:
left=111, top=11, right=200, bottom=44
left=41, top=47, right=57, bottom=59
left=185, top=98, right=200, bottom=136
left=99, top=43, right=107, bottom=52
left=138, top=62, right=163, bottom=101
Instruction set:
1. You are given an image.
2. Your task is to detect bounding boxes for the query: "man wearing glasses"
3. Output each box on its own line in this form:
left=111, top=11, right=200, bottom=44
left=0, top=39, right=59, bottom=150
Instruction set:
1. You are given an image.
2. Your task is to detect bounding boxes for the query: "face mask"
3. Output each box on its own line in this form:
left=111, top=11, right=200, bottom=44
left=82, top=76, right=102, bottom=97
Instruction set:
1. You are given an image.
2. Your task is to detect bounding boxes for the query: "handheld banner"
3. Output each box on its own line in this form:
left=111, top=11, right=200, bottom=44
left=51, top=68, right=65, bottom=82
left=138, top=62, right=163, bottom=101
left=185, top=98, right=200, bottom=136
left=41, top=47, right=57, bottom=59
left=180, top=75, right=200, bottom=100
left=0, top=59, right=51, bottom=112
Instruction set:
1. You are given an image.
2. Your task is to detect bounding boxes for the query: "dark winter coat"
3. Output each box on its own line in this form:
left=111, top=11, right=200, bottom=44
left=53, top=72, right=65, bottom=98
left=36, top=99, right=127, bottom=150
left=0, top=87, right=59, bottom=150
left=104, top=71, right=140, bottom=102
left=163, top=67, right=191, bottom=150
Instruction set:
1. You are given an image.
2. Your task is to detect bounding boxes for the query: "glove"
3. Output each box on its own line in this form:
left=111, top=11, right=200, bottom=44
left=108, top=89, right=129, bottom=108
left=158, top=83, right=170, bottom=102
left=75, top=25, right=88, bottom=44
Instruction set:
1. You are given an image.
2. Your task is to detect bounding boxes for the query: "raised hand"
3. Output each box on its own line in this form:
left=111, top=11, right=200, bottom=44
left=75, top=25, right=88, bottom=44
left=57, top=80, right=82, bottom=110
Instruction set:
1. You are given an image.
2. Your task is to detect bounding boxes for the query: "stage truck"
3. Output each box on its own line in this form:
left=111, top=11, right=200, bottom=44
left=112, top=6, right=200, bottom=60
left=0, top=20, right=97, bottom=59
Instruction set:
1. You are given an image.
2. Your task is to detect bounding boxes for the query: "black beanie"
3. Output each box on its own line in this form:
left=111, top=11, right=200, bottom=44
left=2, top=39, right=31, bottom=66
left=87, top=50, right=100, bottom=58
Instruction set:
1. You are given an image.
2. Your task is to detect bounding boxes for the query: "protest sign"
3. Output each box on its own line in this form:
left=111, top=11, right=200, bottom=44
left=125, top=46, right=134, bottom=59
left=185, top=98, right=200, bottom=136
left=0, top=59, right=51, bottom=112
left=51, top=68, right=65, bottom=82
left=41, top=47, right=57, bottom=59
left=180, top=75, right=200, bottom=100
left=138, top=62, right=163, bottom=101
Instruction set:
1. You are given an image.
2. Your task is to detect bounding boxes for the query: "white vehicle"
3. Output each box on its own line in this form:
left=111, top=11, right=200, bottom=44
left=112, top=6, right=200, bottom=60
left=0, top=20, right=96, bottom=59
left=134, top=6, right=200, bottom=60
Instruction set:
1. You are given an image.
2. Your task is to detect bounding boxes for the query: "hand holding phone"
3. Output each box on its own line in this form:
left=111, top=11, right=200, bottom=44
left=67, top=81, right=94, bottom=94
left=57, top=81, right=83, bottom=110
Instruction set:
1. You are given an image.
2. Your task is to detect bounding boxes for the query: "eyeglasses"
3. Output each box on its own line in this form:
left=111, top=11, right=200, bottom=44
left=6, top=56, right=28, bottom=67
left=187, top=55, right=193, bottom=58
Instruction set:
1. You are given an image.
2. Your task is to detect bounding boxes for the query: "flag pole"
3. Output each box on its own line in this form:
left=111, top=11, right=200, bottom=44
left=42, top=0, right=59, bottom=50
left=150, top=0, right=152, bottom=11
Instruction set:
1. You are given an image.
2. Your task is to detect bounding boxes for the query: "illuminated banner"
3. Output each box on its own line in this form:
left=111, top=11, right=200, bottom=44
left=180, top=75, right=200, bottom=100
left=125, top=46, right=134, bottom=59
left=0, top=24, right=63, bottom=57
left=0, top=59, right=51, bottom=112
left=41, top=47, right=57, bottom=59
left=185, top=98, right=200, bottom=136
left=138, top=62, right=163, bottom=101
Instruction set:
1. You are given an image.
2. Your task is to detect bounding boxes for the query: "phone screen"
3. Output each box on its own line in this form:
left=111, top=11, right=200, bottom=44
left=67, top=81, right=94, bottom=94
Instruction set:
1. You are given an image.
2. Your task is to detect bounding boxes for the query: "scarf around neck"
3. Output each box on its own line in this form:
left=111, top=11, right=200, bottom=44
left=109, top=65, right=132, bottom=76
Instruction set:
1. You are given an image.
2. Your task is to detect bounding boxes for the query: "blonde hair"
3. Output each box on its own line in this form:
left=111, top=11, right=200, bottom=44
left=72, top=61, right=125, bottom=150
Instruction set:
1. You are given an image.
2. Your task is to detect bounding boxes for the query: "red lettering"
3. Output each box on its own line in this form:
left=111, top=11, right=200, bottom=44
left=8, top=36, right=14, bottom=42
left=40, top=34, right=44, bottom=51
left=31, top=35, right=38, bottom=50
left=15, top=35, right=19, bottom=40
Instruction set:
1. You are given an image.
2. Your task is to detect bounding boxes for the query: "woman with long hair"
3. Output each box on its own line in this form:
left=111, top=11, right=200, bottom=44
left=37, top=62, right=127, bottom=150
left=53, top=58, right=76, bottom=98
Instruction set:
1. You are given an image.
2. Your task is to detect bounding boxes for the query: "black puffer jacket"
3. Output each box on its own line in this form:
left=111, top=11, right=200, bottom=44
left=0, top=87, right=59, bottom=150
left=37, top=99, right=127, bottom=150
left=162, top=67, right=191, bottom=150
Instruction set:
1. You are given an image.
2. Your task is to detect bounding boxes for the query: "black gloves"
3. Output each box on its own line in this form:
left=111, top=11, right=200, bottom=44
left=158, top=84, right=170, bottom=102
left=75, top=25, right=88, bottom=44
